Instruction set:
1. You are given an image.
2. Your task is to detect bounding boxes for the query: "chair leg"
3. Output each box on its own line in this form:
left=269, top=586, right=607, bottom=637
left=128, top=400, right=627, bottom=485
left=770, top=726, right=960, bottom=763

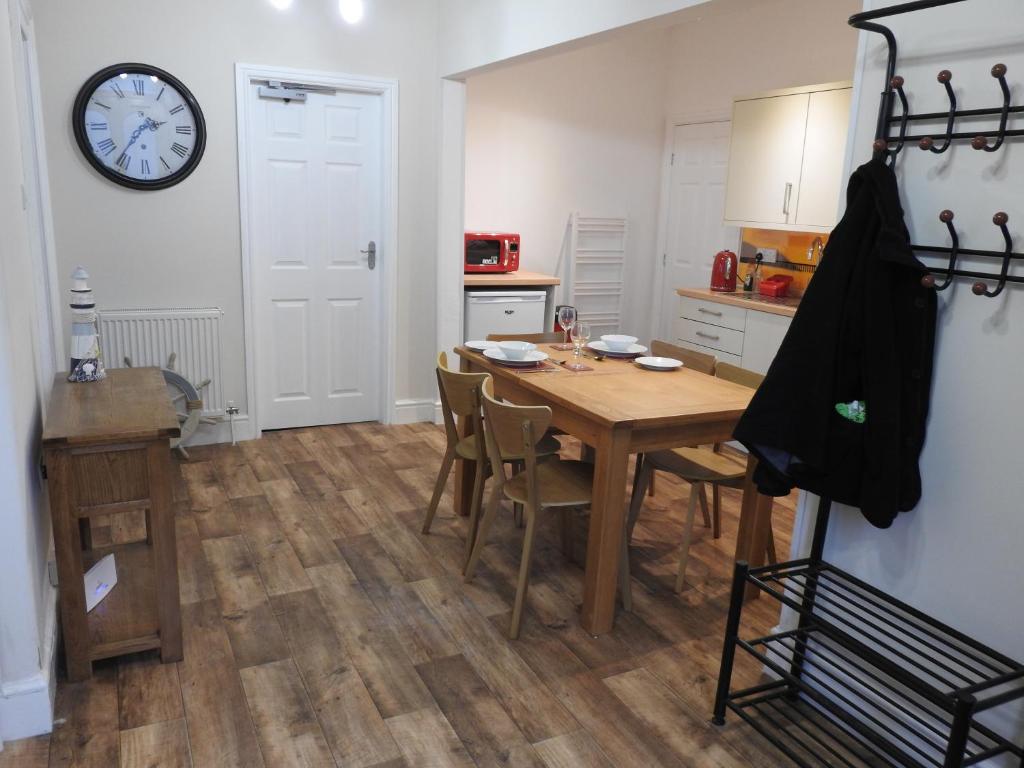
left=464, top=485, right=502, bottom=579
left=626, top=458, right=652, bottom=544
left=712, top=484, right=722, bottom=539
left=463, top=457, right=487, bottom=565
left=513, top=503, right=524, bottom=528
left=509, top=507, right=540, bottom=640
left=619, top=524, right=633, bottom=612
left=421, top=449, right=455, bottom=534
left=766, top=520, right=778, bottom=565
left=674, top=483, right=701, bottom=593
left=559, top=508, right=575, bottom=562
left=647, top=470, right=656, bottom=497
left=699, top=483, right=711, bottom=529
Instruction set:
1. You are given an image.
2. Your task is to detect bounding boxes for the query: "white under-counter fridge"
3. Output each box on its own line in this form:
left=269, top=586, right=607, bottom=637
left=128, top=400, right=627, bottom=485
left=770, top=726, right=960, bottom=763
left=464, top=290, right=547, bottom=341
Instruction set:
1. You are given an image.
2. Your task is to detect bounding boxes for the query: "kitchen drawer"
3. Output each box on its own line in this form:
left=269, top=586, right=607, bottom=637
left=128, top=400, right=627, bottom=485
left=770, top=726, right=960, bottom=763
left=676, top=339, right=743, bottom=367
left=676, top=318, right=745, bottom=356
left=679, top=295, right=747, bottom=331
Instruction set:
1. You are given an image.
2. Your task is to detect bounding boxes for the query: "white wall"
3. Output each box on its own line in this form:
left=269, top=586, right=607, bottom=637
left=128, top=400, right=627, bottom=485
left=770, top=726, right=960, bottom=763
left=464, top=28, right=671, bottom=336
left=439, top=0, right=709, bottom=78
left=31, top=0, right=441, bottom=426
left=813, top=0, right=1024, bottom=748
left=663, top=0, right=861, bottom=119
left=0, top=0, right=57, bottom=741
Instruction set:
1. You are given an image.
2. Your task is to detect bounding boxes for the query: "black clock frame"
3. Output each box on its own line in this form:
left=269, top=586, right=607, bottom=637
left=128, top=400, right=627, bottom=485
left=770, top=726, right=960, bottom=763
left=72, top=62, right=207, bottom=191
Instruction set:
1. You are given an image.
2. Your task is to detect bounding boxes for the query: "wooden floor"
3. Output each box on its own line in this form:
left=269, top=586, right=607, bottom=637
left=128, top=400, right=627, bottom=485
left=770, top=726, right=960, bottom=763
left=1, top=422, right=793, bottom=768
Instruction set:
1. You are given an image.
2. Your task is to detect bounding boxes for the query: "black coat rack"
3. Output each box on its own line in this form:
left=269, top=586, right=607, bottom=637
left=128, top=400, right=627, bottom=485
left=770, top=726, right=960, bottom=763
left=711, top=2, right=1024, bottom=766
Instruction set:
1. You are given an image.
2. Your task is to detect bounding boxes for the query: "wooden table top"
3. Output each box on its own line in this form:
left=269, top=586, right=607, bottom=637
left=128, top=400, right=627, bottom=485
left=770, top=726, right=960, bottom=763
left=463, top=271, right=561, bottom=287
left=456, top=345, right=753, bottom=429
left=676, top=287, right=800, bottom=318
left=43, top=367, right=181, bottom=447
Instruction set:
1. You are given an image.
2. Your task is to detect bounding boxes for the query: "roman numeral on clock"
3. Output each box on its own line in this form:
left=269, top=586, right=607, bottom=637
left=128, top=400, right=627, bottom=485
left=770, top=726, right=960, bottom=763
left=169, top=104, right=184, bottom=115
left=88, top=122, right=108, bottom=131
left=110, top=81, right=125, bottom=98
left=140, top=158, right=151, bottom=175
left=97, top=138, right=116, bottom=155
left=133, top=79, right=145, bottom=96
left=115, top=151, right=131, bottom=170
left=92, top=100, right=111, bottom=110
left=175, top=126, right=192, bottom=135
left=170, top=142, right=189, bottom=159
left=160, top=156, right=171, bottom=171
left=156, top=86, right=165, bottom=101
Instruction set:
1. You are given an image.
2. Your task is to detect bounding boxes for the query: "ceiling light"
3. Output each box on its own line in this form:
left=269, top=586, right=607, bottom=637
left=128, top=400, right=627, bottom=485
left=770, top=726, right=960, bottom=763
left=339, top=0, right=364, bottom=24
left=268, top=0, right=293, bottom=9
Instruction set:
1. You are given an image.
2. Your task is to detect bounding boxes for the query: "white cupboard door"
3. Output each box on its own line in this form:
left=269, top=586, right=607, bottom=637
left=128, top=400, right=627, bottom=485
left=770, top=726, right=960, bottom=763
left=660, top=122, right=739, bottom=339
left=723, top=93, right=809, bottom=226
left=740, top=311, right=791, bottom=375
left=249, top=87, right=383, bottom=430
left=794, top=88, right=853, bottom=229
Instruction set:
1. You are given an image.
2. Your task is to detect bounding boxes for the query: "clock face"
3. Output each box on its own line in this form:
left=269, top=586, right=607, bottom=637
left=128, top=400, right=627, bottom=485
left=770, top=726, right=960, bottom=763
left=72, top=64, right=206, bottom=190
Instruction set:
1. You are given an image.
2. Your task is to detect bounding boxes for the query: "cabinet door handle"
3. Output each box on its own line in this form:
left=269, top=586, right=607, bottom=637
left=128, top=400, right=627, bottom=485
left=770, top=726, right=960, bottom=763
left=782, top=182, right=793, bottom=218
left=696, top=330, right=720, bottom=341
left=697, top=307, right=723, bottom=317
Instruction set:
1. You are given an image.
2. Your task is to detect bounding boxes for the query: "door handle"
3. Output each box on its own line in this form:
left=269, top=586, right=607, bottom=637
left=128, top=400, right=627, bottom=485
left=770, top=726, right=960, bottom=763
left=696, top=330, right=720, bottom=341
left=782, top=182, right=793, bottom=219
left=360, top=241, right=376, bottom=270
left=698, top=307, right=723, bottom=317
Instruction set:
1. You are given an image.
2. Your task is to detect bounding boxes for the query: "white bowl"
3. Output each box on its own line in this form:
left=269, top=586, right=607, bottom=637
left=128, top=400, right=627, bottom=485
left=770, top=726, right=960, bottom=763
left=497, top=340, right=537, bottom=360
left=601, top=334, right=638, bottom=352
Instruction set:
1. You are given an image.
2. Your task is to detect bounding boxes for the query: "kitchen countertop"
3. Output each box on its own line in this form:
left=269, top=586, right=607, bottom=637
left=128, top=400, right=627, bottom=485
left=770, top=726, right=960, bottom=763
left=676, top=287, right=800, bottom=318
left=464, top=270, right=560, bottom=287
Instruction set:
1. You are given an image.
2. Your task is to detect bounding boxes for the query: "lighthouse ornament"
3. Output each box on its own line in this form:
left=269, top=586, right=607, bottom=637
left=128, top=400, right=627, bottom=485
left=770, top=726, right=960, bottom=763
left=67, top=266, right=106, bottom=383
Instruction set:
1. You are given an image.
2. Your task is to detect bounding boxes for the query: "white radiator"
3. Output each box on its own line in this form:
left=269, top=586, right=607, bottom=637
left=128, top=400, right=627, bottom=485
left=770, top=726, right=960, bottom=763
left=99, top=307, right=225, bottom=416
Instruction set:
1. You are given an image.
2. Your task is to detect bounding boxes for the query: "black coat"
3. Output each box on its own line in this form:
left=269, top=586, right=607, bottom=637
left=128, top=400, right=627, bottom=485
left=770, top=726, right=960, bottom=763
left=734, top=158, right=936, bottom=529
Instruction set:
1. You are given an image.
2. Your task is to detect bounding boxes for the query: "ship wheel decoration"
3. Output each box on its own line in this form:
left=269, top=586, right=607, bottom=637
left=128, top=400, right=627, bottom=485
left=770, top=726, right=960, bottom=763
left=124, top=353, right=218, bottom=458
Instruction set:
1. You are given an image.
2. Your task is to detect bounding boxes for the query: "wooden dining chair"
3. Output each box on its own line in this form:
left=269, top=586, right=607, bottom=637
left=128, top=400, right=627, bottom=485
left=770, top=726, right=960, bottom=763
left=465, top=381, right=632, bottom=639
left=626, top=361, right=774, bottom=593
left=422, top=352, right=560, bottom=566
left=486, top=331, right=565, bottom=344
left=643, top=340, right=717, bottom=500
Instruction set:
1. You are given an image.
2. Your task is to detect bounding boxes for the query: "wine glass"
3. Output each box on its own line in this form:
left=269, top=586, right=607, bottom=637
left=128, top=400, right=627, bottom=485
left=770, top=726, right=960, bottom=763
left=569, top=321, right=591, bottom=369
left=557, top=306, right=577, bottom=350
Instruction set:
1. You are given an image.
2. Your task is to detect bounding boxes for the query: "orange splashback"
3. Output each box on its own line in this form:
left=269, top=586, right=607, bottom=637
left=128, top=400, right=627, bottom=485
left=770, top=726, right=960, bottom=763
left=740, top=228, right=829, bottom=296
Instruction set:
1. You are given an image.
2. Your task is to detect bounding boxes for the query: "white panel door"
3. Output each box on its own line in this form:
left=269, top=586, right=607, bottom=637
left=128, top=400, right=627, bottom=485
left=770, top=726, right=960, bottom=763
left=249, top=86, right=382, bottom=429
left=660, top=121, right=739, bottom=339
left=793, top=87, right=853, bottom=229
left=723, top=93, right=809, bottom=226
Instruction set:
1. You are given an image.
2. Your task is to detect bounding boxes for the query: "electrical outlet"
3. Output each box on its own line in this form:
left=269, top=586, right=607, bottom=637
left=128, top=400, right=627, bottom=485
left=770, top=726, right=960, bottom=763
left=758, top=248, right=780, bottom=264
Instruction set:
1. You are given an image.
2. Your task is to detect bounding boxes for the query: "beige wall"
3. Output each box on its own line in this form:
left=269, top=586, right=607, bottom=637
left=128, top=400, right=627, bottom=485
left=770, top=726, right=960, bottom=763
left=664, top=0, right=861, bottom=118
left=32, top=0, right=441, bottom=422
left=465, top=28, right=671, bottom=336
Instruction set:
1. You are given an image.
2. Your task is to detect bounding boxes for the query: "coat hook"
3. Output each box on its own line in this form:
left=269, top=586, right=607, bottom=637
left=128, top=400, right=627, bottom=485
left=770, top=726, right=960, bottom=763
left=972, top=64, right=1011, bottom=152
left=919, top=71, right=956, bottom=153
left=873, top=75, right=910, bottom=161
left=921, top=210, right=960, bottom=290
left=972, top=211, right=1012, bottom=297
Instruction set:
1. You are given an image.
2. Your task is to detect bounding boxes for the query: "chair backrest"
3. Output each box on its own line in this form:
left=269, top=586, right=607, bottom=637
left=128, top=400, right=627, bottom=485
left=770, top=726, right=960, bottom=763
left=480, top=384, right=552, bottom=482
left=715, top=361, right=764, bottom=390
left=649, top=339, right=716, bottom=375
left=436, top=350, right=490, bottom=450
left=486, top=332, right=563, bottom=344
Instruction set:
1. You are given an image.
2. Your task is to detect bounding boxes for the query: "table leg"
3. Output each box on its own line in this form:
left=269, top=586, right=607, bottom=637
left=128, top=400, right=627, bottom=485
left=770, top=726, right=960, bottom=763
left=453, top=354, right=476, bottom=517
left=581, top=424, right=631, bottom=635
left=734, top=454, right=775, bottom=601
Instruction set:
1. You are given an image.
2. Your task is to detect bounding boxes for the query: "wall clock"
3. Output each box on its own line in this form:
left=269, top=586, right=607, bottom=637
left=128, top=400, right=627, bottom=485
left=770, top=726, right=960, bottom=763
left=72, top=63, right=206, bottom=190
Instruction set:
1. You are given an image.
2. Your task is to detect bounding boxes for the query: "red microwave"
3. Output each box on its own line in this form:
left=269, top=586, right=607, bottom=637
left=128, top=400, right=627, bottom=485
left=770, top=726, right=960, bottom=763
left=465, top=232, right=520, bottom=273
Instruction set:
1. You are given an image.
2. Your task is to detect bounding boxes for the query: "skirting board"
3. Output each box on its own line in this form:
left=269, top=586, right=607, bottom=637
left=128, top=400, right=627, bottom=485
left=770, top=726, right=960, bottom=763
left=393, top=399, right=443, bottom=425
left=0, top=585, right=57, bottom=740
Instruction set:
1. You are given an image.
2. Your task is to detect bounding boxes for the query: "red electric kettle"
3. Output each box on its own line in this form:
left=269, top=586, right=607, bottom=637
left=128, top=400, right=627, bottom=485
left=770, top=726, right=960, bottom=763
left=710, top=250, right=738, bottom=292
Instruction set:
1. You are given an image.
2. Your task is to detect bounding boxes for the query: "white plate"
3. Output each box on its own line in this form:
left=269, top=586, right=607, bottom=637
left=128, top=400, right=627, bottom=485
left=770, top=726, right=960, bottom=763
left=587, top=340, right=648, bottom=357
left=483, top=347, right=549, bottom=366
left=635, top=356, right=683, bottom=371
left=465, top=340, right=498, bottom=351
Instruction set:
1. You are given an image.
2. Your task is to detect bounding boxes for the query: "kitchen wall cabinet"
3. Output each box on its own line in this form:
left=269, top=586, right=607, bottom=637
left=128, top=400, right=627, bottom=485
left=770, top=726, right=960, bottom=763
left=674, top=293, right=792, bottom=375
left=723, top=82, right=852, bottom=233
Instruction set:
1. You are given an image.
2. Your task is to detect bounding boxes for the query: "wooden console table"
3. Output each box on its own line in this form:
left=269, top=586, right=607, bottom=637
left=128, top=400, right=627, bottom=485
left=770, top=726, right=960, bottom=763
left=43, top=368, right=182, bottom=681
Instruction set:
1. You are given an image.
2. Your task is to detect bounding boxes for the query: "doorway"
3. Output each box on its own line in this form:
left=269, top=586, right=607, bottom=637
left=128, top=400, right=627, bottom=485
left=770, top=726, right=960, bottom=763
left=237, top=65, right=397, bottom=432
left=656, top=121, right=740, bottom=339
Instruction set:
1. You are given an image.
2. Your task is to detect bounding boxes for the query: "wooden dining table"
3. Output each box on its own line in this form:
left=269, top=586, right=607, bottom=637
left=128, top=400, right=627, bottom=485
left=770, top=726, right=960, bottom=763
left=454, top=344, right=776, bottom=636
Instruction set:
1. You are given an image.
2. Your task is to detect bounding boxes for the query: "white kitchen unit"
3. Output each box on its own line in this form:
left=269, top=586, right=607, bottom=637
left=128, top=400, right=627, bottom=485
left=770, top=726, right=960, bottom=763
left=723, top=82, right=852, bottom=233
left=674, top=290, right=795, bottom=374
left=464, top=290, right=547, bottom=341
